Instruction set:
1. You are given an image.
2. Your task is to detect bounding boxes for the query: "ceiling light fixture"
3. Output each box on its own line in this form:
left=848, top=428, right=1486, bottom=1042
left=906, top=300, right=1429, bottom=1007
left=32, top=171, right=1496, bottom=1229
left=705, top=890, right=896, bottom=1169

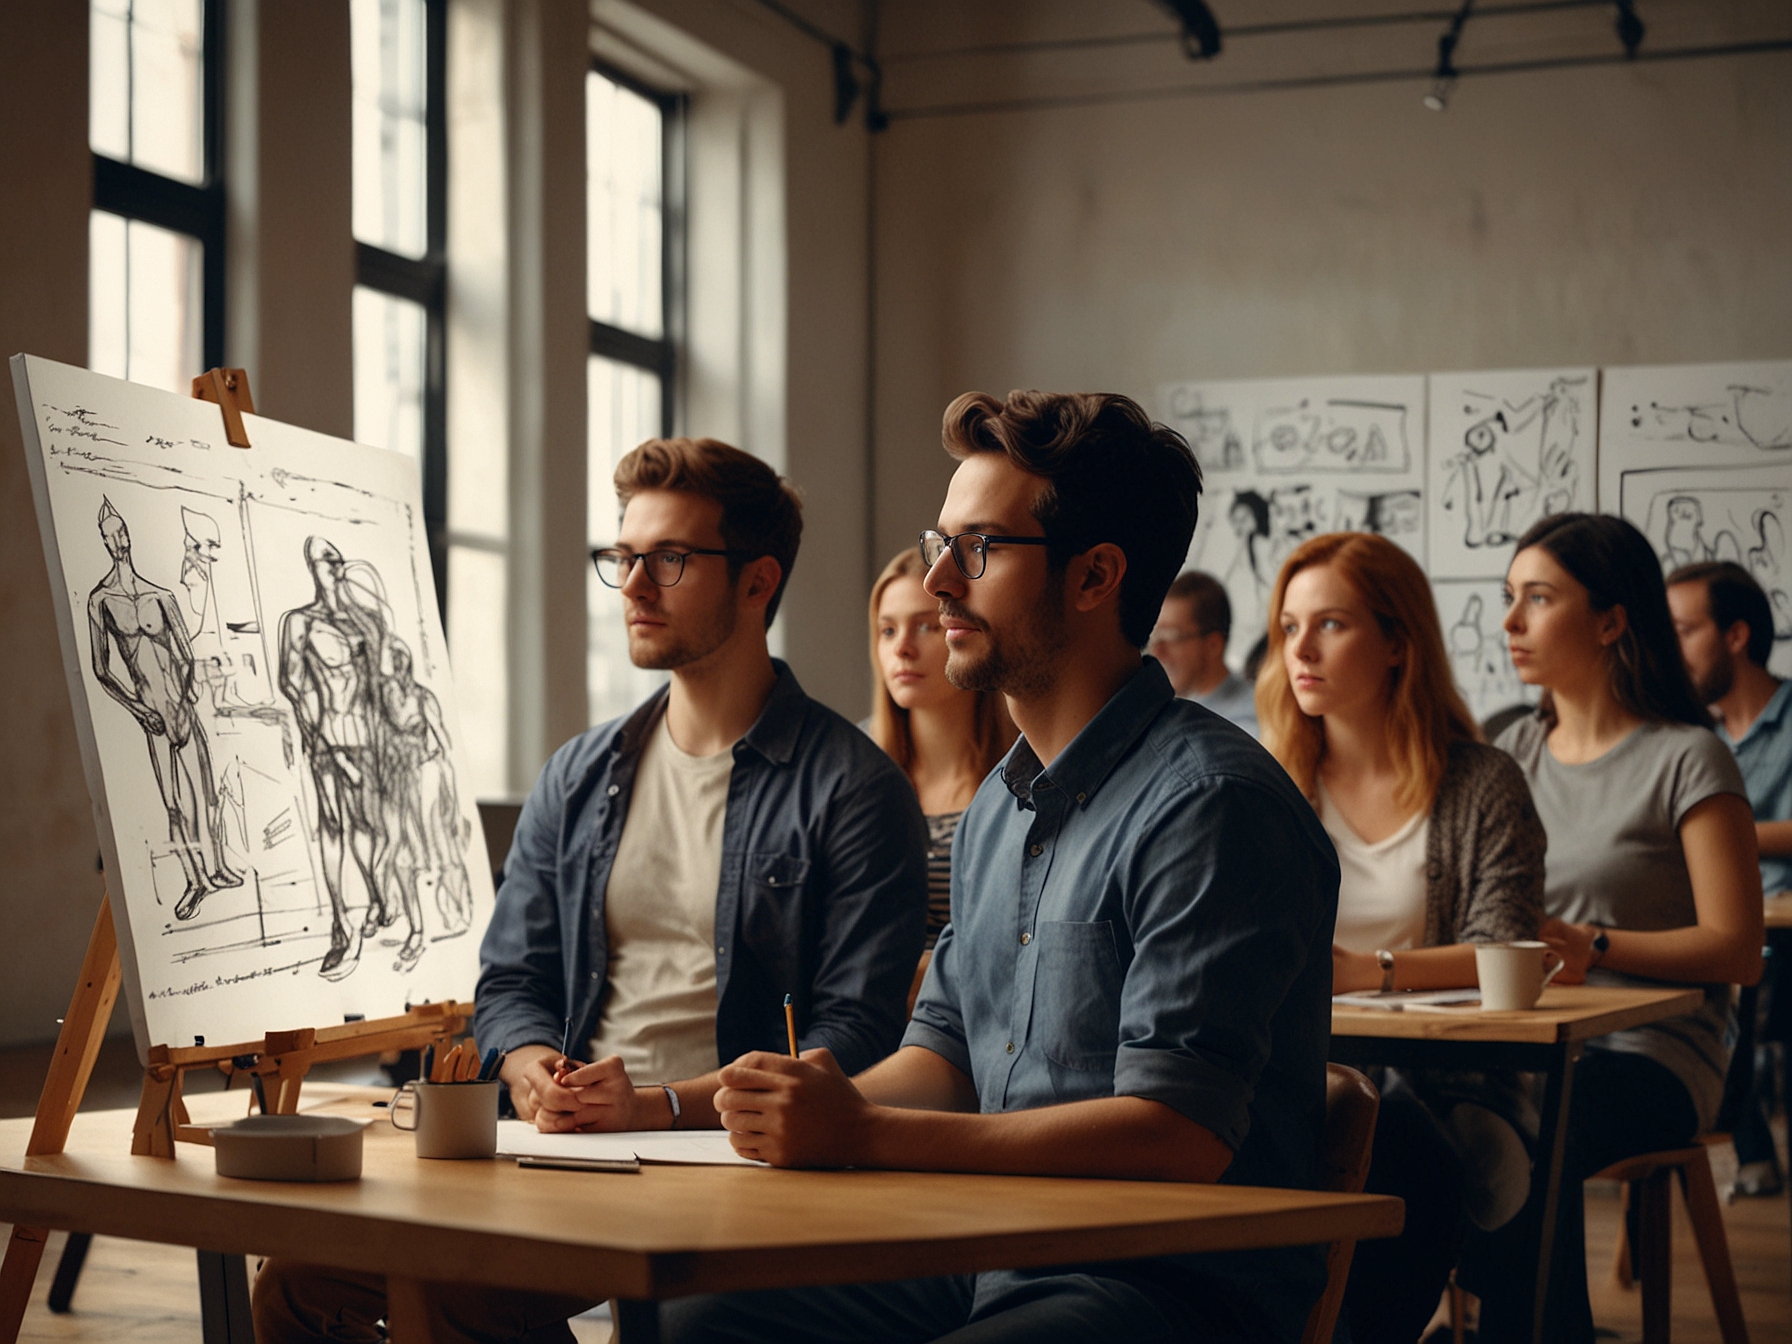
left=1614, top=1, right=1646, bottom=58
left=1424, top=0, right=1475, bottom=111
left=1156, top=0, right=1223, bottom=61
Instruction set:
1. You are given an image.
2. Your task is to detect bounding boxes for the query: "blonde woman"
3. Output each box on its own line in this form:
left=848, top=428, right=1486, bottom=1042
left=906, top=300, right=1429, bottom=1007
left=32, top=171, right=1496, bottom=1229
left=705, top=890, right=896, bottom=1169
left=868, top=548, right=1016, bottom=974
left=1260, top=531, right=1547, bottom=1344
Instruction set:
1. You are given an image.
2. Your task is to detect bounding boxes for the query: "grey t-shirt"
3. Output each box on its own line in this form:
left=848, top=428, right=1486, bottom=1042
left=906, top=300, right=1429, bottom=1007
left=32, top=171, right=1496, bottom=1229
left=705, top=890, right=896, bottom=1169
left=1496, top=714, right=1748, bottom=1130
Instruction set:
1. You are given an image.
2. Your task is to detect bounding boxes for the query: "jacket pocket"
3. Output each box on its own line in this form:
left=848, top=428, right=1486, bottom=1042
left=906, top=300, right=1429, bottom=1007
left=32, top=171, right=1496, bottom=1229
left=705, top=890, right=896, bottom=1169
left=1033, top=919, right=1122, bottom=1073
left=749, top=853, right=811, bottom=891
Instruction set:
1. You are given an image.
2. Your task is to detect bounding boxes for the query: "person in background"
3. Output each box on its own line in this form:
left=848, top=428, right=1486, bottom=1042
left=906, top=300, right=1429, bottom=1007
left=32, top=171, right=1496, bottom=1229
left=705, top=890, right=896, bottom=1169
left=665, top=389, right=1340, bottom=1344
left=1668, top=559, right=1790, bottom=1196
left=1260, top=531, right=1546, bottom=1344
left=868, top=546, right=1017, bottom=989
left=1459, top=513, right=1763, bottom=1344
left=1150, top=569, right=1259, bottom=736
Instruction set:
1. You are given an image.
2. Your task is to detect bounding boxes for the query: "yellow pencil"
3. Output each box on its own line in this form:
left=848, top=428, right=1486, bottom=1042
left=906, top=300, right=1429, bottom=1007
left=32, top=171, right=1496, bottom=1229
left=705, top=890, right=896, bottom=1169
left=784, top=993, right=798, bottom=1058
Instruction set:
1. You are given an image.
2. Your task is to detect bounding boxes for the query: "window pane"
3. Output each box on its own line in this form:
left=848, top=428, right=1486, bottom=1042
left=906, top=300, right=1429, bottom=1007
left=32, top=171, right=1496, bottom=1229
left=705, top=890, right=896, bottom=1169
left=588, top=355, right=667, bottom=725
left=353, top=286, right=426, bottom=460
left=90, top=211, right=203, bottom=395
left=352, top=0, right=428, bottom=258
left=90, top=0, right=205, bottom=183
left=447, top=545, right=509, bottom=798
left=586, top=71, right=663, bottom=339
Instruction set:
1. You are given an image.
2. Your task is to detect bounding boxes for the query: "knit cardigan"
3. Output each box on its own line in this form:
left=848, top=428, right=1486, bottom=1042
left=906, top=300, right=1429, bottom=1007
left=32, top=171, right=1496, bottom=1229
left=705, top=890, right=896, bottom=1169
left=1421, top=738, right=1548, bottom=949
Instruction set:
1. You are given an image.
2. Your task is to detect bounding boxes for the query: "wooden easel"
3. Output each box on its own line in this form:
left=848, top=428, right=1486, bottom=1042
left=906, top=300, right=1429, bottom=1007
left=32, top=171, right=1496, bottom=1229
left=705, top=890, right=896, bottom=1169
left=0, top=371, right=475, bottom=1343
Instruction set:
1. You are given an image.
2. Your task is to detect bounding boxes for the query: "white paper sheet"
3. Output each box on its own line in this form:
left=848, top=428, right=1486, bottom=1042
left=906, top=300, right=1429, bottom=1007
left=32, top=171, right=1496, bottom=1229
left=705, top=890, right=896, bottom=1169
left=496, top=1120, right=764, bottom=1166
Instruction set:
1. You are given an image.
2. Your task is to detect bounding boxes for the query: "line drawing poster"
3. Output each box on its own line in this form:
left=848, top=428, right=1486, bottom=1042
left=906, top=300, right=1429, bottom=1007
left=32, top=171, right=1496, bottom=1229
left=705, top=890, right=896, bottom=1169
left=1426, top=368, right=1596, bottom=580
left=1158, top=373, right=1427, bottom=668
left=1432, top=579, right=1540, bottom=724
left=1601, top=360, right=1792, bottom=676
left=14, top=356, right=492, bottom=1055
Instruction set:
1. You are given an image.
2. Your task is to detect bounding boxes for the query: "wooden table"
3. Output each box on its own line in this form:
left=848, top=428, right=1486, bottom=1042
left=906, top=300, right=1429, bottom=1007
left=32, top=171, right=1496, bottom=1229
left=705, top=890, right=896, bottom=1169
left=0, top=1086, right=1404, bottom=1343
left=1763, top=892, right=1792, bottom=929
left=1330, top=982, right=1702, bottom=1344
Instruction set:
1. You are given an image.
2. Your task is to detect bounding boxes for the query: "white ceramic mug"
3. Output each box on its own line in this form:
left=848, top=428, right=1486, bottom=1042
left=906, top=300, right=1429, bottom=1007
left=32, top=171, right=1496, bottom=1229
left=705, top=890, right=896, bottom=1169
left=390, top=1080, right=498, bottom=1159
left=1475, top=940, right=1565, bottom=1012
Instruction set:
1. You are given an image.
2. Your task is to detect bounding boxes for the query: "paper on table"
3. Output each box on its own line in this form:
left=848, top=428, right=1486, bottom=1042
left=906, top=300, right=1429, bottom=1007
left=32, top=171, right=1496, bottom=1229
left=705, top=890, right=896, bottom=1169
left=497, top=1120, right=763, bottom=1166
left=1333, top=988, right=1484, bottom=1012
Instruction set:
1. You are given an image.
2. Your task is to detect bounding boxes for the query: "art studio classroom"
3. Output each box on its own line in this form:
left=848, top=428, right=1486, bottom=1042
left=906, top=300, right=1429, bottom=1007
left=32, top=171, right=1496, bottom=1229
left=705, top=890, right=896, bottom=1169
left=2, top=3, right=1790, bottom=1343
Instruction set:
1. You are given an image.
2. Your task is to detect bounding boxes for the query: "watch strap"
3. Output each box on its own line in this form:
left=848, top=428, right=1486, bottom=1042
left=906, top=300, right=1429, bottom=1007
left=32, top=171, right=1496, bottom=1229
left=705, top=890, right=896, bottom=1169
left=1375, top=948, right=1396, bottom=994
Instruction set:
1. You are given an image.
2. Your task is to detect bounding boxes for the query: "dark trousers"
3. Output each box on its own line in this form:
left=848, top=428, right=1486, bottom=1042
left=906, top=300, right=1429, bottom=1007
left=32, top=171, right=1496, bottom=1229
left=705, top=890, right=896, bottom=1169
left=1458, top=1050, right=1698, bottom=1344
left=1341, top=1082, right=1467, bottom=1344
left=661, top=1266, right=1243, bottom=1344
left=1732, top=936, right=1786, bottom=1168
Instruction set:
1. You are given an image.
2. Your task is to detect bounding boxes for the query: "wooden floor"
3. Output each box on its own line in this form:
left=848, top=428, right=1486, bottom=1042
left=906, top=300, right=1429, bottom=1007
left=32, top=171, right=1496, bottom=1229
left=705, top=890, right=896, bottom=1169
left=1, top=1040, right=1786, bottom=1343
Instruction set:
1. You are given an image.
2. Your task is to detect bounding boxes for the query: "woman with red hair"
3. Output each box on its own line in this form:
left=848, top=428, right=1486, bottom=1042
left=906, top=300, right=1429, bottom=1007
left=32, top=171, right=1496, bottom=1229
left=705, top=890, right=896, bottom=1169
left=1260, top=531, right=1547, bottom=1344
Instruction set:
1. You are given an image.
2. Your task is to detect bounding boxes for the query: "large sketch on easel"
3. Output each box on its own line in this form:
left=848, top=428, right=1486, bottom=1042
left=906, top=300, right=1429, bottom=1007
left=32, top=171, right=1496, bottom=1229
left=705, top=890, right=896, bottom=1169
left=1159, top=374, right=1426, bottom=667
left=13, top=355, right=491, bottom=1054
left=1602, top=360, right=1792, bottom=676
left=1426, top=369, right=1595, bottom=580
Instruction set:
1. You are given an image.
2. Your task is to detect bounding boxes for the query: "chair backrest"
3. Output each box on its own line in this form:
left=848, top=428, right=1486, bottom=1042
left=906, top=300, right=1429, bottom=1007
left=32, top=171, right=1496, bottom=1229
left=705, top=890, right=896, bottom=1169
left=1299, top=1063, right=1382, bottom=1344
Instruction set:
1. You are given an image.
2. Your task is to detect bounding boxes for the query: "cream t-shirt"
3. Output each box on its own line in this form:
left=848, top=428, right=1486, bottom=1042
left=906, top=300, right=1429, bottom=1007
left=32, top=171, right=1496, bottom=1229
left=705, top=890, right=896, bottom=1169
left=589, top=708, right=732, bottom=1082
left=1318, top=780, right=1430, bottom=954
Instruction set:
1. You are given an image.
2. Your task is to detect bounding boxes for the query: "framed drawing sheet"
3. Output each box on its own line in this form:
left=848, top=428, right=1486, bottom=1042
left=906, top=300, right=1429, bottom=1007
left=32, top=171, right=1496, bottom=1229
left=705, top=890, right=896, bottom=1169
left=1600, top=360, right=1792, bottom=676
left=13, top=355, right=492, bottom=1056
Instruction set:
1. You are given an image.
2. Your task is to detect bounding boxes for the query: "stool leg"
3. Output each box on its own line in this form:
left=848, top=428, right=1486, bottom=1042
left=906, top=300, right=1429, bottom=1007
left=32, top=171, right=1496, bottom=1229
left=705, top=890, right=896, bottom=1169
left=1678, top=1155, right=1752, bottom=1344
left=1611, top=1181, right=1635, bottom=1288
left=1637, top=1171, right=1674, bottom=1344
left=46, top=1233, right=91, bottom=1314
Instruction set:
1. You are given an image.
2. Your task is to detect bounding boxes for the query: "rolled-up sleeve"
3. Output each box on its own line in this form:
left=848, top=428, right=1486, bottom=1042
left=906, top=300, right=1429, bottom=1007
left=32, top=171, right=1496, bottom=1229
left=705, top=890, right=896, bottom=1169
left=903, top=920, right=974, bottom=1077
left=475, top=745, right=578, bottom=1056
left=1113, top=778, right=1337, bottom=1152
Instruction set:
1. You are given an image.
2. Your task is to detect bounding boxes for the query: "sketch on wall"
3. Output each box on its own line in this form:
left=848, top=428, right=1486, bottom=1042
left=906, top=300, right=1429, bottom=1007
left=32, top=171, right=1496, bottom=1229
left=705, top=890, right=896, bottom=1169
left=1160, top=374, right=1427, bottom=667
left=1602, top=361, right=1792, bottom=677
left=1432, top=580, right=1539, bottom=725
left=14, top=355, right=491, bottom=1054
left=1426, top=369, right=1596, bottom=580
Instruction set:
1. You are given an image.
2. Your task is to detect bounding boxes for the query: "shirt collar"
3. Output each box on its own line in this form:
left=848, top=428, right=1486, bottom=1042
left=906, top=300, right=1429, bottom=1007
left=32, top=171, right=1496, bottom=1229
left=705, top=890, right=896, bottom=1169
left=614, top=659, right=807, bottom=767
left=1736, top=678, right=1792, bottom=744
left=1001, top=657, right=1174, bottom=810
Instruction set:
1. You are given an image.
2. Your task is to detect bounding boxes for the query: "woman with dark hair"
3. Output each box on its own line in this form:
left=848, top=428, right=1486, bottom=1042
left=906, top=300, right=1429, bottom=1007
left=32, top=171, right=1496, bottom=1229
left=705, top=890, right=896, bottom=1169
left=867, top=549, right=1015, bottom=997
left=1261, top=532, right=1546, bottom=1344
left=1461, top=512, right=1764, bottom=1344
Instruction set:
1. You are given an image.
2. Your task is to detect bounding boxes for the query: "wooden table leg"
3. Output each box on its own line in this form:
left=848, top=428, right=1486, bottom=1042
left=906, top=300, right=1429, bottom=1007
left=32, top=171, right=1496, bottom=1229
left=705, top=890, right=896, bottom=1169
left=195, top=1251, right=254, bottom=1344
left=616, top=1298, right=661, bottom=1344
left=387, top=1274, right=435, bottom=1343
left=1526, top=1039, right=1582, bottom=1344
left=0, top=1226, right=51, bottom=1343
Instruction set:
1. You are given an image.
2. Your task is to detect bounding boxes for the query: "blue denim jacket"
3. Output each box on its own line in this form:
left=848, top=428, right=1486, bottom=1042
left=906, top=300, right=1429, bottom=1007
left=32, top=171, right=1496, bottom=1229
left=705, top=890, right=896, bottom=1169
left=476, top=661, right=929, bottom=1076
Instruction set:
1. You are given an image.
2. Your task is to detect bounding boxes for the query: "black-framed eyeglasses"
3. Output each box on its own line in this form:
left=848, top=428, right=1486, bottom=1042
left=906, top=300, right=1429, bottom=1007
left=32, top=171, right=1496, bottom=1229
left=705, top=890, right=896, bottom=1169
left=589, top=547, right=745, bottom=589
left=918, top=529, right=1052, bottom=580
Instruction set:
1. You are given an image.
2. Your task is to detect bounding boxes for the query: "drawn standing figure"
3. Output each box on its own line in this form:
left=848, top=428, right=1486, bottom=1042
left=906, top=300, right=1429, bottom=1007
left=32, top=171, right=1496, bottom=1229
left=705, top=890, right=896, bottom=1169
left=278, top=536, right=395, bottom=979
left=87, top=498, right=242, bottom=919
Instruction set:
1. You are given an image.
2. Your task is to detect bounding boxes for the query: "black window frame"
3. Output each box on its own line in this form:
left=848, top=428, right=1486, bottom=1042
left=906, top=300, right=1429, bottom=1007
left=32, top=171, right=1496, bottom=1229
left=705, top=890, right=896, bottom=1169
left=354, top=0, right=448, bottom=617
left=91, top=0, right=227, bottom=372
left=587, top=59, right=683, bottom=441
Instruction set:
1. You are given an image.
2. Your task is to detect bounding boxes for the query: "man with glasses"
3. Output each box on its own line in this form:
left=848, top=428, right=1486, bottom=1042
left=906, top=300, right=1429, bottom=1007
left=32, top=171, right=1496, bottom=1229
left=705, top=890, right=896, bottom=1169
left=1150, top=570, right=1259, bottom=737
left=671, top=392, right=1341, bottom=1344
left=253, top=437, right=927, bottom=1343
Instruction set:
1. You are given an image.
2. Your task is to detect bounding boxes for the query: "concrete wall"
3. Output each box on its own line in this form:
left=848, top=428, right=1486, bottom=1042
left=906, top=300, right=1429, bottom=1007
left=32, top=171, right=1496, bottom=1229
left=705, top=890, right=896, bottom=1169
left=867, top=1, right=1792, bottom=565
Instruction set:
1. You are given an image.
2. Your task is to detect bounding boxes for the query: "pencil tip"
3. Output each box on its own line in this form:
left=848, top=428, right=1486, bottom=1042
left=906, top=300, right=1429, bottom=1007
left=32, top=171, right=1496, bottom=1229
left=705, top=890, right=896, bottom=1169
left=783, top=993, right=792, bottom=1005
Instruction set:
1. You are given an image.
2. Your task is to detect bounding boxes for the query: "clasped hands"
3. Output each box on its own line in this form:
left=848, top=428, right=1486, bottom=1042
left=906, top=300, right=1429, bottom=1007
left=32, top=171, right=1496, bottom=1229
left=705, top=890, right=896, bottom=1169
left=499, top=1041, right=873, bottom=1165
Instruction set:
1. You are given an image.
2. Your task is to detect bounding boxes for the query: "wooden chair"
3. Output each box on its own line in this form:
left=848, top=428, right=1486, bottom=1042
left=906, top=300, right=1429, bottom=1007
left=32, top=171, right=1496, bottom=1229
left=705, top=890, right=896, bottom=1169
left=1597, top=1142, right=1750, bottom=1344
left=1300, top=1063, right=1382, bottom=1344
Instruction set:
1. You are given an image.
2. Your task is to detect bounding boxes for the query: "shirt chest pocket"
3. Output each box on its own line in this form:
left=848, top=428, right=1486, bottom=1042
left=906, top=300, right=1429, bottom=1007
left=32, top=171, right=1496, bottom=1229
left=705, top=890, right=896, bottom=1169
left=741, top=852, right=812, bottom=948
left=750, top=853, right=810, bottom=893
left=1032, top=919, right=1123, bottom=1074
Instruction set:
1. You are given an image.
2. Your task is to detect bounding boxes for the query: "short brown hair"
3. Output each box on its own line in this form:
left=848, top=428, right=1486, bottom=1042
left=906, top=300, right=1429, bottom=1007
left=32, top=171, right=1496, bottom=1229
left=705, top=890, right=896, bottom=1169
left=941, top=390, right=1202, bottom=647
left=1666, top=560, right=1775, bottom=668
left=613, top=437, right=803, bottom=627
left=1165, top=570, right=1231, bottom=642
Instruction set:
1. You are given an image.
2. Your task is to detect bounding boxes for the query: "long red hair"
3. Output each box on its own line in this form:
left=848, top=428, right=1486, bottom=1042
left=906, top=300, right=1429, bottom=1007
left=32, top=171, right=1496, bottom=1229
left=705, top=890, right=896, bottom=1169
left=1258, top=532, right=1479, bottom=813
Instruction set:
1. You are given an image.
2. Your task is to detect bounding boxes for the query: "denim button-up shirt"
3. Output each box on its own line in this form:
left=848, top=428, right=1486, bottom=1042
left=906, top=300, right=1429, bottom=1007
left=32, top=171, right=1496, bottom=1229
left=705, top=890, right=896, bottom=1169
left=905, top=659, right=1339, bottom=1338
left=476, top=661, right=928, bottom=1076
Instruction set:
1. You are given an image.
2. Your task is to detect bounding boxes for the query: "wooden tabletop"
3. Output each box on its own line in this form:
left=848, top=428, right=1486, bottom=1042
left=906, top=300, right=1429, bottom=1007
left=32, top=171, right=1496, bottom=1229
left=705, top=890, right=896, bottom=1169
left=0, top=1088, right=1403, bottom=1302
left=1765, top=892, right=1792, bottom=930
left=1330, top=983, right=1703, bottom=1045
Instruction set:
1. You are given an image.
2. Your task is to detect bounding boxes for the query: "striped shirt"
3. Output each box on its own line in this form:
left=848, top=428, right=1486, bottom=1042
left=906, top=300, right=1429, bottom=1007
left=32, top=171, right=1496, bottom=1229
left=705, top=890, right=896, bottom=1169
left=923, top=810, right=963, bottom=949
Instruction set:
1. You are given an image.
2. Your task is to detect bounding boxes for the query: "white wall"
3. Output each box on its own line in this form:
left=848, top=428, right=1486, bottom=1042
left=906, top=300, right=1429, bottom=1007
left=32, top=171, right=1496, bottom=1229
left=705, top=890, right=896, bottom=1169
left=868, top=1, right=1792, bottom=565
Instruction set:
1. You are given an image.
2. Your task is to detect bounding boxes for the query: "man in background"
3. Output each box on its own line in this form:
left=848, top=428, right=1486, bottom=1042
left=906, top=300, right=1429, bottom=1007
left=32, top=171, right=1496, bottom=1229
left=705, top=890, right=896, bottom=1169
left=1149, top=570, right=1258, bottom=736
left=1668, top=560, right=1789, bottom=1197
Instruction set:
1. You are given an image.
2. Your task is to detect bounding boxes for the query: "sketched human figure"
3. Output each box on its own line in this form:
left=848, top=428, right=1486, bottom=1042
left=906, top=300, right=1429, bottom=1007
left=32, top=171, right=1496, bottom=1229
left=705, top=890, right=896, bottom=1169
left=178, top=506, right=222, bottom=640
left=1222, top=490, right=1273, bottom=636
left=1442, top=378, right=1583, bottom=551
left=87, top=498, right=242, bottom=919
left=278, top=536, right=394, bottom=979
left=375, top=637, right=475, bottom=968
left=1662, top=495, right=1743, bottom=570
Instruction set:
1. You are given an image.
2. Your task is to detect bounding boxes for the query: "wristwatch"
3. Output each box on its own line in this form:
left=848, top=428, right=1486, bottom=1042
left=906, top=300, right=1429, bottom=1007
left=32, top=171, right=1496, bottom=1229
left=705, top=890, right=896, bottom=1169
left=1375, top=948, right=1396, bottom=993
left=1589, top=926, right=1610, bottom=968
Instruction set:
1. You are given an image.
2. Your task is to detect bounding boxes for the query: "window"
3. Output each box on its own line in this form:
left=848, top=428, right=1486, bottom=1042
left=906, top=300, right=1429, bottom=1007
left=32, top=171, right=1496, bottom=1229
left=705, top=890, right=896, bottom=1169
left=89, top=0, right=222, bottom=391
left=587, top=65, right=681, bottom=725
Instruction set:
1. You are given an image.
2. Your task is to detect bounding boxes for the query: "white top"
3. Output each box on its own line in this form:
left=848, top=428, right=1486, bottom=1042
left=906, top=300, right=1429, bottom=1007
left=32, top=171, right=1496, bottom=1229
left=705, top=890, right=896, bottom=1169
left=590, top=708, right=732, bottom=1083
left=1317, top=781, right=1430, bottom=954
